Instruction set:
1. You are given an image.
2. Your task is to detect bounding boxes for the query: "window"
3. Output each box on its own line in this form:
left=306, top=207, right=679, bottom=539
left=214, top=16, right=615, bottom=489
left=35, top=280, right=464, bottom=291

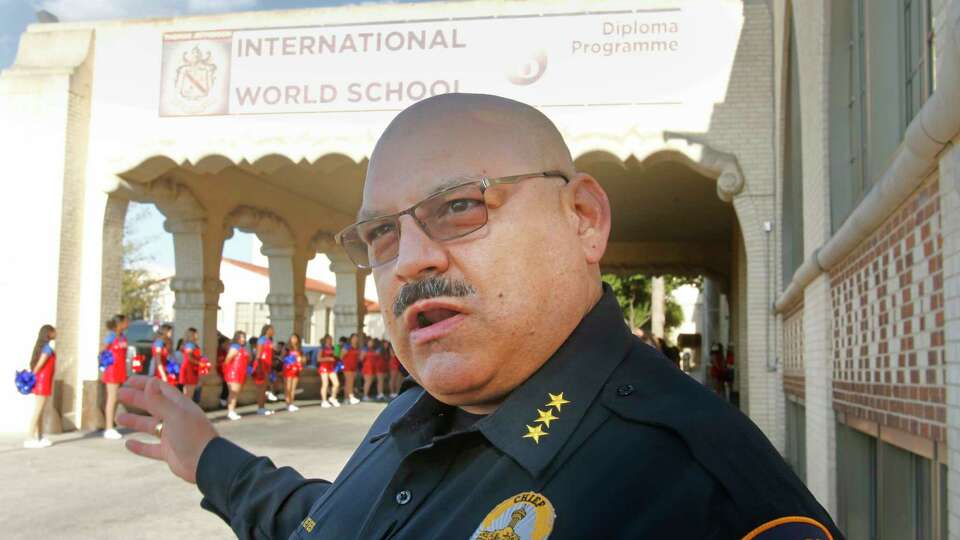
left=785, top=400, right=806, bottom=480
left=829, top=0, right=934, bottom=232
left=836, top=422, right=948, bottom=539
left=235, top=302, right=253, bottom=337
left=782, top=13, right=804, bottom=284
left=303, top=304, right=314, bottom=343
left=837, top=423, right=876, bottom=539
left=234, top=301, right=270, bottom=337
left=903, top=0, right=933, bottom=125
left=880, top=442, right=930, bottom=538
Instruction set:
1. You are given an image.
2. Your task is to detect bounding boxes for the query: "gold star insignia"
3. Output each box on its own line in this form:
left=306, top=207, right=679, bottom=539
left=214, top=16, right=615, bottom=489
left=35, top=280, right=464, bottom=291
left=523, top=424, right=549, bottom=444
left=535, top=408, right=559, bottom=428
left=546, top=392, right=570, bottom=412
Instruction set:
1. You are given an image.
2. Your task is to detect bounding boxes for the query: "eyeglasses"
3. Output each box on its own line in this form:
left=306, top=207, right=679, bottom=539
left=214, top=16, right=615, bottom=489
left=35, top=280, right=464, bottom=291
left=334, top=170, right=570, bottom=268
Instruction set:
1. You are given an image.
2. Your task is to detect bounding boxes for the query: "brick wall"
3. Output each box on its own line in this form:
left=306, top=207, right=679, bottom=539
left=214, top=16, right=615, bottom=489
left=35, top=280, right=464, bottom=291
left=831, top=177, right=946, bottom=442
left=783, top=305, right=805, bottom=399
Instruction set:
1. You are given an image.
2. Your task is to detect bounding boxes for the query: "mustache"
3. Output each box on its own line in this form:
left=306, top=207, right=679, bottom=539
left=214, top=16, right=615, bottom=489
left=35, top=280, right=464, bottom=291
left=392, top=276, right=476, bottom=318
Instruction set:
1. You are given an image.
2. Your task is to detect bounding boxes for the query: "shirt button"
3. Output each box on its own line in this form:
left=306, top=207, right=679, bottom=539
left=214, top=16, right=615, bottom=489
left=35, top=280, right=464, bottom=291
left=617, top=384, right=635, bottom=397
left=396, top=490, right=412, bottom=505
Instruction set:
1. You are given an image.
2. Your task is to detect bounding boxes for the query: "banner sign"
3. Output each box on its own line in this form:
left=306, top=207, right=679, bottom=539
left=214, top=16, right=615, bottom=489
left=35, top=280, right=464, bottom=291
left=159, top=4, right=742, bottom=116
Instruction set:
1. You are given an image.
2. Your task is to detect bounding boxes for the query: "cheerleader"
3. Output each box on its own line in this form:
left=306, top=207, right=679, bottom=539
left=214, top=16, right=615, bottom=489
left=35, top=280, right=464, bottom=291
left=362, top=337, right=387, bottom=402
left=386, top=340, right=402, bottom=399
left=222, top=331, right=249, bottom=421
left=178, top=327, right=202, bottom=398
left=340, top=333, right=361, bottom=405
left=282, top=334, right=305, bottom=412
left=152, top=324, right=174, bottom=385
left=318, top=334, right=340, bottom=408
left=101, top=314, right=129, bottom=440
left=216, top=336, right=230, bottom=408
left=24, top=325, right=56, bottom=449
left=253, top=325, right=275, bottom=416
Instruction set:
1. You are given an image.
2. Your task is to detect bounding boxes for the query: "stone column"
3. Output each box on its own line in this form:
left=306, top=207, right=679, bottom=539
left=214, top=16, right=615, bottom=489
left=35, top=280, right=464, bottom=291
left=165, top=216, right=223, bottom=409
left=734, top=195, right=784, bottom=452
left=0, top=29, right=94, bottom=433
left=329, top=253, right=368, bottom=340
left=651, top=276, right=666, bottom=339
left=263, top=244, right=310, bottom=340
left=793, top=0, right=836, bottom=516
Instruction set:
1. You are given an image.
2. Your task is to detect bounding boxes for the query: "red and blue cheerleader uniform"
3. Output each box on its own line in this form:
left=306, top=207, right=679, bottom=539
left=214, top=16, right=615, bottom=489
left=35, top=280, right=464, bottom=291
left=101, top=330, right=128, bottom=385
left=318, top=344, right=337, bottom=375
left=179, top=341, right=201, bottom=385
left=283, top=350, right=303, bottom=379
left=223, top=343, right=249, bottom=385
left=341, top=345, right=358, bottom=373
left=389, top=352, right=401, bottom=373
left=252, top=336, right=272, bottom=385
left=152, top=338, right=176, bottom=385
left=363, top=349, right=386, bottom=376
left=34, top=343, right=56, bottom=397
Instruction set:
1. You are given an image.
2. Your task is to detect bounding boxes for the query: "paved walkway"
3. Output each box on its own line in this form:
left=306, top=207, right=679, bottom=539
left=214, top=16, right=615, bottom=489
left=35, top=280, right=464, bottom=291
left=0, top=400, right=387, bottom=539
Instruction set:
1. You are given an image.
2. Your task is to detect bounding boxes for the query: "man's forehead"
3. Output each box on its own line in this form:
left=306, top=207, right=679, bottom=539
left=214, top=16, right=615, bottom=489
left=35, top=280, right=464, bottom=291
left=356, top=93, right=572, bottom=220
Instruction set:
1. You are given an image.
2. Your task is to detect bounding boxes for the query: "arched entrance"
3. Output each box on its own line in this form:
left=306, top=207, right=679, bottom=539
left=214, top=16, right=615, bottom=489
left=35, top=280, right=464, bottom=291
left=576, top=145, right=780, bottom=442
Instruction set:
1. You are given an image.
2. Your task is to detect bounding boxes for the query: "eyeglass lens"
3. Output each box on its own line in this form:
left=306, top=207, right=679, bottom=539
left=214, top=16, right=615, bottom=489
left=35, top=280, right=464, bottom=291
left=343, top=182, right=489, bottom=267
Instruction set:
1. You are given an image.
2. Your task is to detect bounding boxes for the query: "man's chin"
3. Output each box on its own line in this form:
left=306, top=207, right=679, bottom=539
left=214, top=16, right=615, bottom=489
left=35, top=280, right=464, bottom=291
left=414, top=351, right=498, bottom=404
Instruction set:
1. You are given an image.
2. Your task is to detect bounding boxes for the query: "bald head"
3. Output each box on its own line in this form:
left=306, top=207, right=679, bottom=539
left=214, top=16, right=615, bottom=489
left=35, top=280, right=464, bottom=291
left=364, top=93, right=575, bottom=211
left=359, top=93, right=611, bottom=414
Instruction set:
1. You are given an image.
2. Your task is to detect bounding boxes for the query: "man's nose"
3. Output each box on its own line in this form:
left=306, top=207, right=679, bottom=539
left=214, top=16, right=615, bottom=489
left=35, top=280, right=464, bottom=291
left=393, top=214, right=449, bottom=281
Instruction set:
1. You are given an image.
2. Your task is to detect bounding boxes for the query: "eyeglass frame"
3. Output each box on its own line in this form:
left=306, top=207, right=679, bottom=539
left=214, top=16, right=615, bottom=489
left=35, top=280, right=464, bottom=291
left=334, top=170, right=571, bottom=269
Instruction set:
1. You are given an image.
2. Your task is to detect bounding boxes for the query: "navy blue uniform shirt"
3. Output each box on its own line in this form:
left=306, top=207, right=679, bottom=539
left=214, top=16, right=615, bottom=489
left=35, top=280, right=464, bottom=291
left=197, top=286, right=842, bottom=539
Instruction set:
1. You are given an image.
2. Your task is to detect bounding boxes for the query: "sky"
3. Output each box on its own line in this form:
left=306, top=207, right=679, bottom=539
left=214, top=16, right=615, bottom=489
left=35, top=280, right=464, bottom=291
left=0, top=0, right=439, bottom=273
left=0, top=0, right=443, bottom=70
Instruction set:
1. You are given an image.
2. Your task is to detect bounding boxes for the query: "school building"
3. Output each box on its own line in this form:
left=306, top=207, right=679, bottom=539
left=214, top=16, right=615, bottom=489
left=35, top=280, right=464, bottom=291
left=2, top=0, right=960, bottom=536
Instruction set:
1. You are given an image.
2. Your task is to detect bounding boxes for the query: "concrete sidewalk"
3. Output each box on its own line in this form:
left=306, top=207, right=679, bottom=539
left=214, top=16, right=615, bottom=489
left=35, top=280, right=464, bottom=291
left=0, top=400, right=387, bottom=539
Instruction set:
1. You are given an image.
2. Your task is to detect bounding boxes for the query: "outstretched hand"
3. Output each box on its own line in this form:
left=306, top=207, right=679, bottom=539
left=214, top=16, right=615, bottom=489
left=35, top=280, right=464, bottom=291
left=117, top=375, right=218, bottom=484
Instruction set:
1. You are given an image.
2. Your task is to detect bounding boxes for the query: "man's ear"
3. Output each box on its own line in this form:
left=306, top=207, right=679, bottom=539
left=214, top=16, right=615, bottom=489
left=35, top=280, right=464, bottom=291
left=562, top=172, right=611, bottom=265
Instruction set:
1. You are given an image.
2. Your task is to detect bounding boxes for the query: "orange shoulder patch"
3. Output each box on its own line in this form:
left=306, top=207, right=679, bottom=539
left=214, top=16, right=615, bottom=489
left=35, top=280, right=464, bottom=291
left=742, top=516, right=833, bottom=540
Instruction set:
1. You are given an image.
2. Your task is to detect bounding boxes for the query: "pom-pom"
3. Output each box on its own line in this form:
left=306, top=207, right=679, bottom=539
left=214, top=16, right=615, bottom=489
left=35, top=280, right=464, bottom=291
left=98, top=350, right=114, bottom=372
left=165, top=359, right=181, bottom=377
left=334, top=360, right=344, bottom=373
left=283, top=354, right=297, bottom=366
left=131, top=355, right=145, bottom=374
left=247, top=363, right=254, bottom=376
left=198, top=357, right=211, bottom=376
left=15, top=370, right=36, bottom=395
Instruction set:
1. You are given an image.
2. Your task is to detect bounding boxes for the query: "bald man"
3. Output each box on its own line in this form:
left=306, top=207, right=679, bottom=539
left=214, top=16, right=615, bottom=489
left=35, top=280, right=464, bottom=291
left=117, top=94, right=841, bottom=540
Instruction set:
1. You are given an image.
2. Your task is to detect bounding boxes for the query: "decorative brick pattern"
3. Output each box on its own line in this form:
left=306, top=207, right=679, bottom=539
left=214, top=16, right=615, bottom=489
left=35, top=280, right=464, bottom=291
left=831, top=179, right=946, bottom=442
left=783, top=305, right=805, bottom=399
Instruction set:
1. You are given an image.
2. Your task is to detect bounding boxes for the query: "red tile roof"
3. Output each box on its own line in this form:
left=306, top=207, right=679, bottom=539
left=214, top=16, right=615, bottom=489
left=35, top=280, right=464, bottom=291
left=222, top=258, right=379, bottom=312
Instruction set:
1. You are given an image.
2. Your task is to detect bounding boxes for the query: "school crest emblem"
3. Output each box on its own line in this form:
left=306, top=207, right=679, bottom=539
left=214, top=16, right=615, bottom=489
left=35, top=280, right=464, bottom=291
left=470, top=491, right=556, bottom=540
left=176, top=46, right=217, bottom=101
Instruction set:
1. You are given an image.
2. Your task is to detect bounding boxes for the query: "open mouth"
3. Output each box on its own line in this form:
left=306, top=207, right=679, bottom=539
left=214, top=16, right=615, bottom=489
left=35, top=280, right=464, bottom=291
left=415, top=308, right=461, bottom=329
left=404, top=300, right=468, bottom=344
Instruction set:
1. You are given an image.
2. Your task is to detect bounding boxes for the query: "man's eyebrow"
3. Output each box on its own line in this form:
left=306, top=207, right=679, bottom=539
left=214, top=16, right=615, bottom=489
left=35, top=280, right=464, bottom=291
left=356, top=174, right=481, bottom=222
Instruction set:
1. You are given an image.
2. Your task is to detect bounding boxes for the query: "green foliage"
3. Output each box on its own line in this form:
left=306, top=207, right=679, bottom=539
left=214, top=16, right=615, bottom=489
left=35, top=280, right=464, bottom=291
left=602, top=272, right=698, bottom=337
left=122, top=206, right=165, bottom=320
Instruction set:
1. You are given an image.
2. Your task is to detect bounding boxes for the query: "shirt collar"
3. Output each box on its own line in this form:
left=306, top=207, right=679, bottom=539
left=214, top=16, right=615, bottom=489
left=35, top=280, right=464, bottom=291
left=475, top=283, right=633, bottom=477
left=381, top=284, right=633, bottom=476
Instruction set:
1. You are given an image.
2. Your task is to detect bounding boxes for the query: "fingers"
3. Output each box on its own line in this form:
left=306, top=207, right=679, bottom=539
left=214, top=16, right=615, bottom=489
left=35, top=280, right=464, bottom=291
left=119, top=378, right=178, bottom=419
left=124, top=375, right=152, bottom=390
left=117, top=412, right=160, bottom=436
left=118, top=386, right=149, bottom=411
left=154, top=378, right=189, bottom=405
left=125, top=439, right=163, bottom=461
